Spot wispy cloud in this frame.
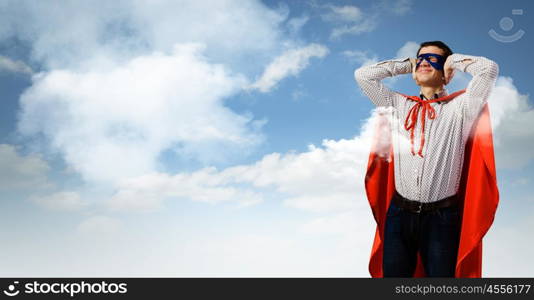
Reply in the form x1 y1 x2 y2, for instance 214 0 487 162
319 1 414 40
342 50 378 66
0 56 33 75
320 4 376 39
287 15 310 36
378 0 414 16
321 4 363 23
248 44 329 93
330 18 377 40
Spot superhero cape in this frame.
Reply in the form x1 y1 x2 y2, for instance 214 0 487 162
364 91 499 278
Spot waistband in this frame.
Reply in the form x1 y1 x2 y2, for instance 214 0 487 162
393 190 459 213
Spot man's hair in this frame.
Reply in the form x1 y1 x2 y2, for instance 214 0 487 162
416 41 453 58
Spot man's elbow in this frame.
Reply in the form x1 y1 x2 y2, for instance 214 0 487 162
354 67 367 85
485 59 499 80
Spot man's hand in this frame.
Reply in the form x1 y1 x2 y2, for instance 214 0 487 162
443 56 455 85
410 58 417 81
409 58 417 73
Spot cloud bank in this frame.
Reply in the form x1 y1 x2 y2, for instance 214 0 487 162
9 1 325 184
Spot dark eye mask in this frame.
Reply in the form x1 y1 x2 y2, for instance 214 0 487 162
416 53 446 70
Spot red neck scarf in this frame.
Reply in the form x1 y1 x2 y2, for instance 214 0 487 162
403 90 466 157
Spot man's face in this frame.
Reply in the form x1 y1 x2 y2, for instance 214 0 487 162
414 46 445 87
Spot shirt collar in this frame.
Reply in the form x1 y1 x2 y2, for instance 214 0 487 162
419 88 449 100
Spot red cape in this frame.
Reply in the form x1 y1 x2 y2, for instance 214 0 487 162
365 94 499 278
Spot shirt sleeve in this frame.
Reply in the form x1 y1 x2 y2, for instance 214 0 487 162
354 58 412 107
449 53 499 119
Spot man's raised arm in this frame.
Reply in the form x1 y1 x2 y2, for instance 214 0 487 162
354 58 413 107
444 54 499 118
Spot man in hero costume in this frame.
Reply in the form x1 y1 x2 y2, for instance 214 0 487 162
355 41 499 277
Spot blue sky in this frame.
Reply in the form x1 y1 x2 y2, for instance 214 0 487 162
1 0 533 276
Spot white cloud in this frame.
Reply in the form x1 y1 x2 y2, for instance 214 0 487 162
287 15 310 36
0 144 50 190
321 5 363 23
291 87 307 101
319 4 376 40
395 41 419 59
342 50 378 66
320 2 414 40
248 44 329 93
18 44 262 183
0 56 33 75
8 0 327 185
0 1 289 72
30 191 86 211
107 107 387 213
450 73 534 169
330 18 377 40
487 77 534 169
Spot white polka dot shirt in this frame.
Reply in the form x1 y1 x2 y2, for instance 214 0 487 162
355 54 498 202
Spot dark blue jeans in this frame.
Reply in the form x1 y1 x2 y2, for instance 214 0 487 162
382 197 461 277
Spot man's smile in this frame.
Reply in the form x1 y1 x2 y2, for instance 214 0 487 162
417 67 433 73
